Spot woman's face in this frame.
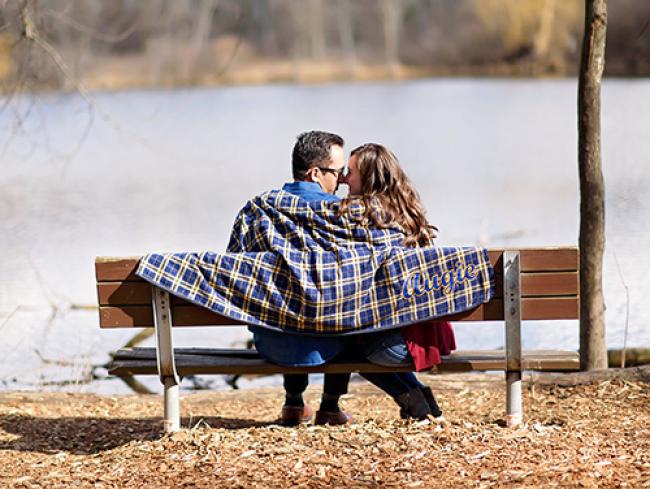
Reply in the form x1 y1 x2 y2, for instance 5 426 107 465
345 154 363 195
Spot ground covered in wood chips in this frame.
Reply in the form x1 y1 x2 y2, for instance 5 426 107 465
1 370 649 488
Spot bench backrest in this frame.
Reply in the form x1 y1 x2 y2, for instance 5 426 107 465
95 247 579 328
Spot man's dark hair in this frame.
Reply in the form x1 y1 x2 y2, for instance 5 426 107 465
292 131 344 180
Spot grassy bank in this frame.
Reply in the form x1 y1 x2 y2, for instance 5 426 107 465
1 371 648 488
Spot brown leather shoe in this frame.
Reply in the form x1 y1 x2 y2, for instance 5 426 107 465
314 410 354 426
280 404 314 426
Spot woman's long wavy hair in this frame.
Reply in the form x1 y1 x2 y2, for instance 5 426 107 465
340 143 437 247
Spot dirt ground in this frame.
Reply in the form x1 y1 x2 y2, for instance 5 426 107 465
1 369 649 488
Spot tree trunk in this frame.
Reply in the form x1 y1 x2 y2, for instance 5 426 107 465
381 0 401 78
181 0 218 83
578 0 608 371
336 0 356 77
532 0 557 60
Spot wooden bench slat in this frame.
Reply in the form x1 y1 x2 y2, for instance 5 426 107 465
95 257 141 281
96 271 579 307
108 348 579 376
95 247 578 281
97 282 151 305
113 347 261 360
488 248 578 272
115 347 577 361
520 271 579 296
98 296 578 328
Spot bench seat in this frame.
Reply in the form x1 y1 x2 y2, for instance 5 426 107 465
110 347 579 376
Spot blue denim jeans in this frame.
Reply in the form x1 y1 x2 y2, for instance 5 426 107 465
360 329 413 367
357 329 424 397
284 330 425 400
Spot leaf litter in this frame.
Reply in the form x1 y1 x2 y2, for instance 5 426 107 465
0 370 648 488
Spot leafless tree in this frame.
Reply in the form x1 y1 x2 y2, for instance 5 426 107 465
381 0 402 77
578 0 608 371
532 0 557 60
307 0 326 60
336 0 356 76
182 0 218 83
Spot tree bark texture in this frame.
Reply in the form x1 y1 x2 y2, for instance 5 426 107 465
578 0 608 370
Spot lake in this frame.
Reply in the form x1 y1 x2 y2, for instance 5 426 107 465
1 78 648 394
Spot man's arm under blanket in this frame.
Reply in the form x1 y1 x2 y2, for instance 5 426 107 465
226 205 248 253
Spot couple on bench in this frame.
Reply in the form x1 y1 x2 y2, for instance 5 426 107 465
138 131 493 427
229 131 456 426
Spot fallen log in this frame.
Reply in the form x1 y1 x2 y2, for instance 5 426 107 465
528 364 650 386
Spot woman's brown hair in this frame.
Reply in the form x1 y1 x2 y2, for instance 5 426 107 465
340 143 437 247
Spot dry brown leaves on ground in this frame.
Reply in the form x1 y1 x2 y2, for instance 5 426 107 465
0 371 649 488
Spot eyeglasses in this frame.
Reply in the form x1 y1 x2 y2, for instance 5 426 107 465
316 166 348 177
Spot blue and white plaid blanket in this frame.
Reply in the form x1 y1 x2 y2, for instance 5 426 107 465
137 189 495 335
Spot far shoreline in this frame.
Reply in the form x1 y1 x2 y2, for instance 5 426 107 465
3 61 650 97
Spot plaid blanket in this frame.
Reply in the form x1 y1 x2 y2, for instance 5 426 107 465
136 189 495 335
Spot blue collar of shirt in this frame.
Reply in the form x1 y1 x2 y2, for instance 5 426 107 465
282 181 340 203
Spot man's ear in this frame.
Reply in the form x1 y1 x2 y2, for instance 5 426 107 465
304 167 317 182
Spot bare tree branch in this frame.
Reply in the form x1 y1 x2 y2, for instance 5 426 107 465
42 8 138 43
20 1 92 104
212 3 245 79
0 305 20 331
613 252 630 369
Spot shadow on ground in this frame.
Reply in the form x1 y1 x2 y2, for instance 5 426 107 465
0 415 272 455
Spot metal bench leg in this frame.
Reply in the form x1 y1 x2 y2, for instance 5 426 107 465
504 250 523 427
506 371 522 427
153 286 181 433
163 377 180 433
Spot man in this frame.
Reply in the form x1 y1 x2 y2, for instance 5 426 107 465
245 131 353 426
242 131 435 426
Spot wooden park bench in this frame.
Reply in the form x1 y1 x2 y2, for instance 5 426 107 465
95 247 580 432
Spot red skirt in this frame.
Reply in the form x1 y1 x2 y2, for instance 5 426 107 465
403 320 456 372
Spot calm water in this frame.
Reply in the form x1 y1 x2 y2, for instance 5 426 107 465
1 79 648 394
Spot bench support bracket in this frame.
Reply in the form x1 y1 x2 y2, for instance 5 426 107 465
504 250 523 427
152 286 181 432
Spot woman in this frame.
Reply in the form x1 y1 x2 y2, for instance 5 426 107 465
341 143 457 420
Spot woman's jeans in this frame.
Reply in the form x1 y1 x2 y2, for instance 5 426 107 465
284 329 424 400
360 329 413 367
359 329 424 397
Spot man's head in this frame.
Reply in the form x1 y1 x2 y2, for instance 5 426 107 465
292 131 346 194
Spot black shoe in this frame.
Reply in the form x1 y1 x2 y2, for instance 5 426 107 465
395 387 432 420
420 386 443 418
